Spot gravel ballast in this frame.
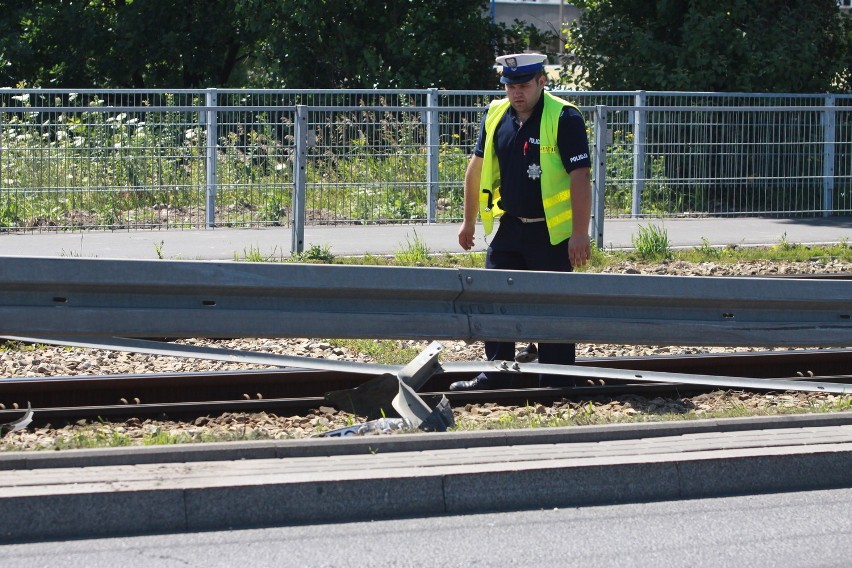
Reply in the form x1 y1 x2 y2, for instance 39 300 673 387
1 258 850 451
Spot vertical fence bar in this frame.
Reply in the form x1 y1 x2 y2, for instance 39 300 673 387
632 91 646 217
292 105 308 254
426 88 440 223
204 88 218 228
822 95 836 217
592 105 608 248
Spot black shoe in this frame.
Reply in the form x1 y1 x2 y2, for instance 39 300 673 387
515 343 538 363
449 374 506 391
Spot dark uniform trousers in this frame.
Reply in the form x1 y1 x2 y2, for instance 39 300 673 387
484 214 576 387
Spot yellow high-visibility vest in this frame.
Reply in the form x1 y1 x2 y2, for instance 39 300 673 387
480 91 578 245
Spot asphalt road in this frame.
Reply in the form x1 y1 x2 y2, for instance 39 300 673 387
1 216 850 260
2 487 850 567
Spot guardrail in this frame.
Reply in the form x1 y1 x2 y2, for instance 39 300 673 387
0 257 849 347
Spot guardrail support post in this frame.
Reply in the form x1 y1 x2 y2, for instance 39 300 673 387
292 105 308 254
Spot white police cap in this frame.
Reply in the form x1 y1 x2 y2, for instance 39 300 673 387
495 53 547 84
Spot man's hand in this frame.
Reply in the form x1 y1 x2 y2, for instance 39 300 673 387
569 232 591 268
459 156 483 252
458 221 476 251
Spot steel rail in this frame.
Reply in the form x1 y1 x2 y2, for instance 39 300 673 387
2 378 850 425
2 350 848 408
761 273 852 280
0 387 673 424
0 257 850 347
0 340 852 416
2 350 851 425
0 398 329 423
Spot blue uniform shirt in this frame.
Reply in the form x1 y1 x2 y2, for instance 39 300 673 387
473 94 591 219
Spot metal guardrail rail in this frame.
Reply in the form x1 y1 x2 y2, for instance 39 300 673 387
0 257 849 347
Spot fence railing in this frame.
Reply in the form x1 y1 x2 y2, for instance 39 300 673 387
2 89 850 251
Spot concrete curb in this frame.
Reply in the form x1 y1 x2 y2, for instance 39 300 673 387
3 410 852 470
3 412 852 543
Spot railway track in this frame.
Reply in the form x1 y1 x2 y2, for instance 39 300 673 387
1 266 849 430
1 349 850 426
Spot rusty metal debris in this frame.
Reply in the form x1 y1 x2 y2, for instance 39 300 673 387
325 342 455 434
322 418 416 437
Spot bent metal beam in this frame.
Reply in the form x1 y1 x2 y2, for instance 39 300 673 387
3 335 848 395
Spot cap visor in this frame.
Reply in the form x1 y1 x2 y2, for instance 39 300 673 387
500 72 537 85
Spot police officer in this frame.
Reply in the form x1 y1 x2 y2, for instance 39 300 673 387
450 52 592 391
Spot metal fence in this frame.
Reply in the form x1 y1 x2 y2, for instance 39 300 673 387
1 88 850 240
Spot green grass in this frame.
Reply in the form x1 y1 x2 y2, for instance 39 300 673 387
631 223 673 261
394 230 431 265
44 425 276 450
451 394 852 432
293 244 336 263
261 232 851 270
326 339 422 365
677 235 851 264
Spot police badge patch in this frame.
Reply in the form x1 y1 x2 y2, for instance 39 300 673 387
527 163 542 180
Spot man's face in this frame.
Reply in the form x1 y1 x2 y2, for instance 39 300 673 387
504 75 545 115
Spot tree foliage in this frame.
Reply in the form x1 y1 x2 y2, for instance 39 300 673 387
0 0 547 90
263 0 495 89
0 0 277 88
0 0 275 88
565 0 852 93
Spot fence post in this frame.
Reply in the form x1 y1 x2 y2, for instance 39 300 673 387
292 105 308 254
632 91 647 217
592 105 608 249
0 109 3 204
426 88 440 222
822 94 836 217
204 88 218 228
